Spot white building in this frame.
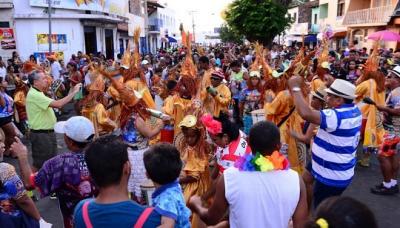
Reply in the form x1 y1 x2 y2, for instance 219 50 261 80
0 0 146 63
147 1 178 54
0 0 15 60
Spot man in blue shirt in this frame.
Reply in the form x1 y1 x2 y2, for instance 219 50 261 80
74 135 161 227
289 77 362 208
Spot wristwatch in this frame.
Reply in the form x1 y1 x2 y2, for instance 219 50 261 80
292 87 301 92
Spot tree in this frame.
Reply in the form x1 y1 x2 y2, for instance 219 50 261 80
219 24 243 44
225 0 292 47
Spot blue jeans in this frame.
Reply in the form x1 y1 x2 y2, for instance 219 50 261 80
313 180 346 209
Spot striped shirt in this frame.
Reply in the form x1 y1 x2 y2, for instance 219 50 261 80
311 104 362 188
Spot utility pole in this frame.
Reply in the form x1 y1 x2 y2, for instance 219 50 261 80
48 0 52 53
189 10 197 43
143 0 149 54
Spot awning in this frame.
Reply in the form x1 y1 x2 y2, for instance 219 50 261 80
167 36 177 43
305 34 317 43
332 31 347 38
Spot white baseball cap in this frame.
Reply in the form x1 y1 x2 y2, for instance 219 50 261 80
141 60 149 65
54 116 95 143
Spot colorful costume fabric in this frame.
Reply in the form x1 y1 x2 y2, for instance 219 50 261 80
81 103 117 135
0 163 39 227
264 90 305 173
355 79 385 148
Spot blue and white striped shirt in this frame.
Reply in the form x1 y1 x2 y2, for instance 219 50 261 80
311 104 362 188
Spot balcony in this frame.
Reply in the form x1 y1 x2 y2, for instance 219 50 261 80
343 5 395 26
0 0 13 9
148 24 160 34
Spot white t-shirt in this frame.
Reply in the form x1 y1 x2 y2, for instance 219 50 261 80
51 61 62 81
224 167 300 228
0 66 6 79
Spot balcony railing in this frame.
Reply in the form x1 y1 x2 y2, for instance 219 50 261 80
343 5 394 25
148 24 160 32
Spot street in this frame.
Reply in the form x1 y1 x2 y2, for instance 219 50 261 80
4 104 400 228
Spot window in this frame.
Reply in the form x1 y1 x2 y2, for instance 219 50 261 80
337 0 345 17
0 22 10 28
314 13 318 24
319 3 328 19
293 12 297 23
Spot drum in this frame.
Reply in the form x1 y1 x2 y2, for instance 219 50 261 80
140 180 155 206
251 109 265 124
160 125 174 143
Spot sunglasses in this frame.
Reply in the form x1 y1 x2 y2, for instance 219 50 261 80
211 77 222 81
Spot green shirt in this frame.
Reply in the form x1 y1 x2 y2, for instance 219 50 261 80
26 87 56 130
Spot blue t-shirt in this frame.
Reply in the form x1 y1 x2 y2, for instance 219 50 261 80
74 199 161 228
152 181 191 228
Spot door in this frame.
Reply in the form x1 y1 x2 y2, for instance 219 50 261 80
84 26 97 55
105 29 114 59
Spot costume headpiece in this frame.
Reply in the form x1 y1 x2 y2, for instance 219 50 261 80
363 41 379 74
22 61 40 74
121 41 131 70
180 29 197 79
200 114 222 135
88 75 105 92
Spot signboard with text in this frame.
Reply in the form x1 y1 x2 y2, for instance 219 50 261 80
0 28 16 50
37 34 67 44
30 0 127 17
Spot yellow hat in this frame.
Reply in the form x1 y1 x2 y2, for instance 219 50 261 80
179 115 197 128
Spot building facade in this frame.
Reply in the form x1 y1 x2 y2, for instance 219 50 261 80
0 0 147 62
343 0 399 50
0 0 15 60
147 1 178 54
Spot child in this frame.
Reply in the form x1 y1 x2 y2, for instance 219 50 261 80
177 115 211 228
305 196 377 228
143 143 191 228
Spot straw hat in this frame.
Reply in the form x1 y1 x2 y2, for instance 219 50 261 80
311 86 327 101
178 115 197 128
325 79 356 100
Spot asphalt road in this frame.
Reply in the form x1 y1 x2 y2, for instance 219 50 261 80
3 105 400 228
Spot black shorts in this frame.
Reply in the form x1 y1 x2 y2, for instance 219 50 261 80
0 116 13 127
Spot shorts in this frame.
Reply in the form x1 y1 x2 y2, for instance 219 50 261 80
30 132 57 169
313 180 346 209
0 116 12 127
378 134 400 157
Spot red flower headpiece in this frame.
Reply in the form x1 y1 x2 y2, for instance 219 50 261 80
200 114 222 135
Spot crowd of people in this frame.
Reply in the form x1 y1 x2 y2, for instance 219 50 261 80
0 29 397 228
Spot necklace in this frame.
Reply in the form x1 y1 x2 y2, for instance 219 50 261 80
234 151 290 172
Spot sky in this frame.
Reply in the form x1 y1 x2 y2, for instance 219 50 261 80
160 0 233 33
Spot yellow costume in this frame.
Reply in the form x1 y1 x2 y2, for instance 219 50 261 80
179 145 210 203
310 76 325 92
81 103 117 135
264 90 304 173
199 69 214 114
211 84 231 117
108 77 156 109
355 79 385 147
162 95 193 135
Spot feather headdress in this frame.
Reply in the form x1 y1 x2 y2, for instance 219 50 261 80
363 41 379 74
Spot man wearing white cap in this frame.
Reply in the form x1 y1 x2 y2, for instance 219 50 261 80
142 59 153 88
11 116 96 228
289 76 362 208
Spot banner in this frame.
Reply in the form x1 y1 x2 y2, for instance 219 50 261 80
30 0 127 17
0 28 16 50
37 34 67 44
34 51 64 63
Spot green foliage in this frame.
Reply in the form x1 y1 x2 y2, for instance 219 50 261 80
225 0 292 47
219 24 243 44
